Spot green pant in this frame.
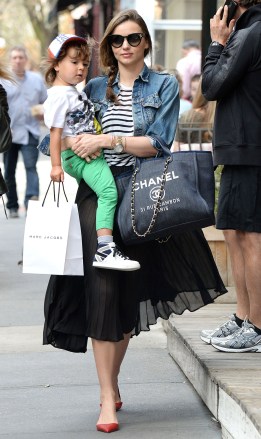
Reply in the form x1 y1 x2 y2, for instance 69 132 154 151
61 149 117 231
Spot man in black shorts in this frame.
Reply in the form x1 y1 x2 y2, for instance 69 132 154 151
200 0 261 352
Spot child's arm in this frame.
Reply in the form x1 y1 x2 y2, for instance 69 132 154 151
50 127 64 182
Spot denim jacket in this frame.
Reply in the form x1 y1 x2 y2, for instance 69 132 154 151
85 64 180 153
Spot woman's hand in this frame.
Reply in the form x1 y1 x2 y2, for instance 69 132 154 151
210 6 236 46
67 133 111 161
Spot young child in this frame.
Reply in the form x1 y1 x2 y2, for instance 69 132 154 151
43 34 140 271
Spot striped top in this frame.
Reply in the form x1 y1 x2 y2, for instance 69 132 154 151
102 83 135 167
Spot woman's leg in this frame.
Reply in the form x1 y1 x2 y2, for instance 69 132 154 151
112 333 131 402
92 334 131 424
92 339 118 425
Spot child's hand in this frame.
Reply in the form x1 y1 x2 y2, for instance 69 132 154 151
50 165 64 182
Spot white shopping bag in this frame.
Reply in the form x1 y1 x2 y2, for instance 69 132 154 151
23 200 84 275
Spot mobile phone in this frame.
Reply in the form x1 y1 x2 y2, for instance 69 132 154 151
220 0 238 26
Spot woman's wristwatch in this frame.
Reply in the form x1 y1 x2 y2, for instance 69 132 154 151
111 135 124 153
210 41 224 48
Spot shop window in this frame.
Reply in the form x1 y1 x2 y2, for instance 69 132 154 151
154 0 202 20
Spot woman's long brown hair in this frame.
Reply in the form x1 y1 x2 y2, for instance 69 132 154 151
0 62 13 81
192 77 216 126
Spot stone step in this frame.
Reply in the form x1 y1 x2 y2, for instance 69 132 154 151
163 304 261 439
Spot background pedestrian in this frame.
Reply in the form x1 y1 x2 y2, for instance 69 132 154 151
0 46 47 218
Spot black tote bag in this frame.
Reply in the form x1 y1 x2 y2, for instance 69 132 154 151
115 149 215 245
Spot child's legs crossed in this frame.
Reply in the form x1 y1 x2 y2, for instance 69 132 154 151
81 157 117 232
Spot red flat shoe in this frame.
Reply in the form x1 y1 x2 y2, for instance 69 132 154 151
100 401 123 412
96 423 119 433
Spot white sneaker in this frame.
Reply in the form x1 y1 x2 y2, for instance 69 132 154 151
200 314 240 344
211 320 261 353
93 242 140 271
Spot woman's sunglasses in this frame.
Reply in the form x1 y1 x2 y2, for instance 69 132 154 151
107 33 145 48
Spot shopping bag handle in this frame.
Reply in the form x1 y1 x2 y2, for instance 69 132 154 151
42 181 68 207
1 195 8 219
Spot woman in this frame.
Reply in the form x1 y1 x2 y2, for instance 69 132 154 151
173 76 216 151
171 68 192 115
43 10 226 433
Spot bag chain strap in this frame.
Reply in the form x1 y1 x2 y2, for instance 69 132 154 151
130 156 171 237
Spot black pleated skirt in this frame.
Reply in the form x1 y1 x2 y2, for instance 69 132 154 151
43 178 227 353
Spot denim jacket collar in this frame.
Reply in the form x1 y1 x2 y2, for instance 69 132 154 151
112 63 150 87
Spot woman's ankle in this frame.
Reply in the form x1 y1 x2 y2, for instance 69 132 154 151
98 397 118 424
100 389 116 404
112 376 121 402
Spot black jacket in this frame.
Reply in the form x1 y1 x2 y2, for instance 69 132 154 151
0 84 12 153
202 4 261 166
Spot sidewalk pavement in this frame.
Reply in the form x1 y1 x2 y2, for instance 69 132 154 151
0 155 221 438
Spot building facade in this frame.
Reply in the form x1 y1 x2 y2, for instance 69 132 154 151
57 0 224 73
120 0 224 70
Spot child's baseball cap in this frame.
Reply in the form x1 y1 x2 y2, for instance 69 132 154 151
48 34 87 59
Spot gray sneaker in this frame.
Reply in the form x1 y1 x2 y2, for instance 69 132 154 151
200 314 240 344
9 208 19 218
211 321 261 353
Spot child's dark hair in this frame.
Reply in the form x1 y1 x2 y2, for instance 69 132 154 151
45 40 91 85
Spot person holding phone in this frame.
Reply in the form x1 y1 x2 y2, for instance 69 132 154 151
220 0 239 25
201 0 261 352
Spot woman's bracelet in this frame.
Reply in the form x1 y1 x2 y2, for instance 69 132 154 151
123 136 127 152
110 135 114 149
